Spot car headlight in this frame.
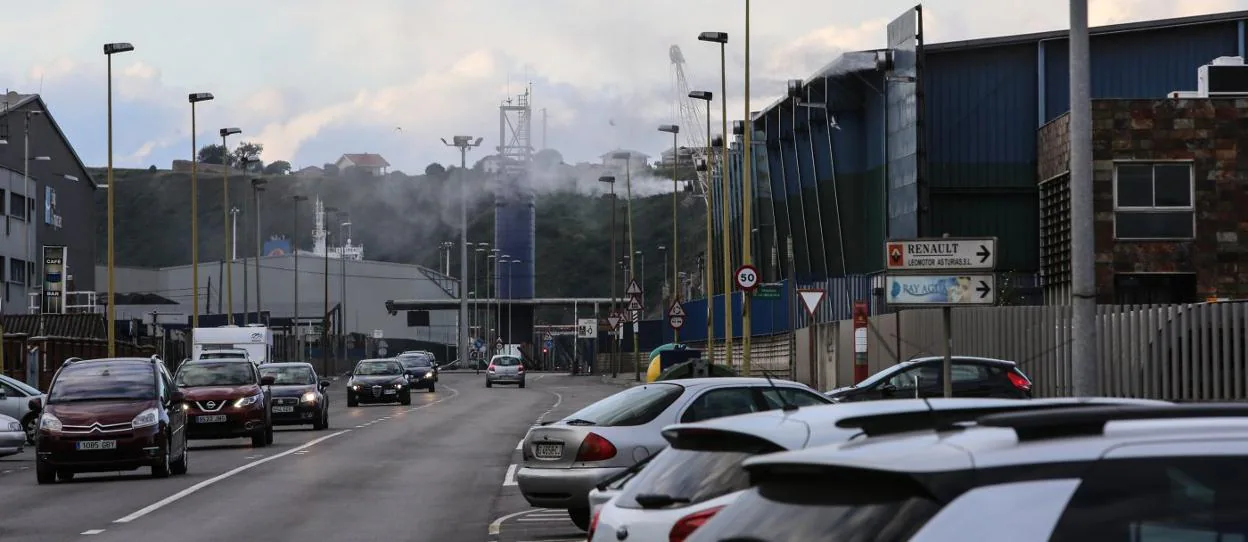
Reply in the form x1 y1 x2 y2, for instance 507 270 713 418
394 381 404 389
132 407 160 428
422 372 433 379
7 421 20 432
39 413 62 432
301 392 318 403
351 384 360 391
234 393 262 408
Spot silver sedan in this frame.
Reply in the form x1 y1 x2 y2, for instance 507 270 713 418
0 374 44 443
516 377 831 531
0 413 25 457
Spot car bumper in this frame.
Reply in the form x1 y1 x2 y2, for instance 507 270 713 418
517 466 625 510
35 425 163 472
488 374 525 384
271 403 322 425
408 377 436 388
349 388 407 402
0 431 25 456
186 408 267 438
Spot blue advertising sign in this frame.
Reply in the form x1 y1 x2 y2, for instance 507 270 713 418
885 274 996 305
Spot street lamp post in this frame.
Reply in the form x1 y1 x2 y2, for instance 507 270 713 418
440 136 484 370
598 176 618 378
507 259 520 344
322 205 338 375
251 178 268 324
475 243 486 344
609 152 640 380
658 124 681 342
741 0 755 374
339 215 349 362
23 114 48 316
699 30 733 367
219 127 241 324
188 92 214 332
291 195 308 360
104 41 134 357
689 90 715 359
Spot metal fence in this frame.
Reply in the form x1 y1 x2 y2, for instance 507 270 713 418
818 301 1248 400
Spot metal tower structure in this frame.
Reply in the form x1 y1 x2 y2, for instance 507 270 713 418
669 45 711 200
494 86 536 344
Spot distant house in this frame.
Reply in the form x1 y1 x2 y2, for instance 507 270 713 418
335 153 390 176
600 149 649 172
294 165 324 178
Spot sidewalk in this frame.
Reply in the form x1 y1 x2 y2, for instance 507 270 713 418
600 373 643 388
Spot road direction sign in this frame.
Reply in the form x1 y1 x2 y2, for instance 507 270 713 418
626 279 643 296
885 274 996 305
608 315 622 329
669 315 685 330
735 264 761 291
669 301 686 318
543 340 553 350
797 289 826 317
627 296 643 311
885 238 996 271
576 318 597 338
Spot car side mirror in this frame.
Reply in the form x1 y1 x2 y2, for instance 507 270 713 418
261 375 276 386
319 379 331 389
169 390 187 404
28 397 42 413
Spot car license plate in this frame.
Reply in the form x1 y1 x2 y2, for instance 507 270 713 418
76 440 117 451
272 406 294 413
383 389 396 395
535 443 563 458
197 415 227 423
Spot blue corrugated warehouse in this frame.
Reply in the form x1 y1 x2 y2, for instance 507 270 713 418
675 7 1248 345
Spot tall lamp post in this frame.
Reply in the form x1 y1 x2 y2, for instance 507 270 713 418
598 176 618 378
219 127 241 323
440 136 483 367
689 90 715 359
741 0 755 374
658 124 681 343
338 214 350 361
506 258 520 344
291 194 308 360
251 178 267 324
104 41 134 357
188 92 214 331
322 205 338 375
475 243 487 343
698 30 733 367
608 152 640 379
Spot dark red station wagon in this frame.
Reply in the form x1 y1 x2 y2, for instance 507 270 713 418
31 356 189 484
175 359 275 447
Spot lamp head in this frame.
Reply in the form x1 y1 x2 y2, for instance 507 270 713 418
220 127 241 137
104 43 135 55
189 93 214 103
658 124 679 134
697 32 728 44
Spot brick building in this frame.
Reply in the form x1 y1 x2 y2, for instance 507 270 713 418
1038 98 1246 304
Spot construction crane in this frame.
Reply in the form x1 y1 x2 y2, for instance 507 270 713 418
669 45 712 207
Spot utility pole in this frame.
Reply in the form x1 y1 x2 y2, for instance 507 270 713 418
441 136 484 367
1069 0 1098 396
741 0 754 375
292 195 308 361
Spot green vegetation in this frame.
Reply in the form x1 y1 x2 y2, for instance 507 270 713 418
91 166 708 309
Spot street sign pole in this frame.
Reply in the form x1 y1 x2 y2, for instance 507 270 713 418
884 236 999 398
627 280 644 382
797 289 825 388
735 265 760 374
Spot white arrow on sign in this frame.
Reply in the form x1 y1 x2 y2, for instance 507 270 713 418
626 279 643 296
798 289 826 317
627 297 643 311
669 301 686 317
669 315 685 329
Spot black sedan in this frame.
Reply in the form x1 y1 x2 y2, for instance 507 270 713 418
259 362 330 430
825 355 1033 402
346 359 412 407
396 353 438 392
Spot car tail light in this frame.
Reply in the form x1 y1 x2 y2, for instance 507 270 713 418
487 364 496 373
1007 370 1031 391
587 507 601 540
669 505 725 542
517 364 525 373
575 432 617 462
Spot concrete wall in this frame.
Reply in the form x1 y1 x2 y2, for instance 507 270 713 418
97 255 458 341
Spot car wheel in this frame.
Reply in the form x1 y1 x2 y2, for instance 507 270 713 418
56 470 75 482
428 383 436 393
22 413 36 444
568 508 591 531
171 439 188 475
35 461 55 484
313 408 328 430
399 391 412 406
151 439 172 478
251 427 269 447
347 394 358 407
485 380 493 388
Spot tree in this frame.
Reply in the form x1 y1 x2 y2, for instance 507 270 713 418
198 144 229 165
232 141 264 171
148 165 157 172
323 163 340 177
263 160 292 175
425 163 446 177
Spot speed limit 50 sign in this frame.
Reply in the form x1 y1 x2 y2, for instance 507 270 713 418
735 264 760 291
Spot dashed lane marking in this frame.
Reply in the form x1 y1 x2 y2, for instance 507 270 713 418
80 530 105 535
503 464 518 486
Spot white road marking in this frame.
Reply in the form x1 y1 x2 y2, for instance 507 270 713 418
517 518 568 523
503 464 518 486
355 425 365 428
535 391 564 424
515 439 523 451
80 529 106 535
113 385 460 525
488 509 537 535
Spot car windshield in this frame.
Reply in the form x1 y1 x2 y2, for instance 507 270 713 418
0 374 40 396
355 361 402 375
259 366 316 385
399 356 432 368
616 448 759 509
201 351 247 359
562 383 684 427
47 362 157 403
493 356 521 366
855 362 914 389
175 362 257 387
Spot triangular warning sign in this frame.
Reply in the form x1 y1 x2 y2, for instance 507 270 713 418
627 297 643 311
626 280 643 296
798 290 826 316
669 301 686 317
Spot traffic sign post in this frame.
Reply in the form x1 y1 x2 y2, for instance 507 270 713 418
884 236 999 398
626 280 643 297
735 264 761 291
668 301 686 332
797 289 826 388
627 297 643 312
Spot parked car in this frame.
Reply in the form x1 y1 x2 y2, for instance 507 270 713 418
590 396 1172 542
31 356 189 483
686 401 1242 542
346 359 411 406
396 353 438 392
517 377 831 531
825 356 1032 402
0 373 45 443
259 362 330 430
175 358 275 447
0 413 25 457
485 355 525 388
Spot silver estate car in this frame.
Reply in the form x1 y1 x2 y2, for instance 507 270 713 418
516 377 831 531
0 374 45 443
485 355 525 388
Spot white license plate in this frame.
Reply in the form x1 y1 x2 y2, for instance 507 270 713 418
76 440 117 451
535 443 563 458
197 415 227 423
273 406 295 413
383 389 396 395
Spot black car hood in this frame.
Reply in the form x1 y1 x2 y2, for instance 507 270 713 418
405 367 434 375
270 384 316 398
350 375 405 385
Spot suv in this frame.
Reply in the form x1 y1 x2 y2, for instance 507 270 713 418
30 356 189 484
688 402 1247 542
175 358 275 447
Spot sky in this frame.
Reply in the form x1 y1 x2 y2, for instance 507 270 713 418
3 0 1244 173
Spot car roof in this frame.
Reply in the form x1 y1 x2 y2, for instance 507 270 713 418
357 358 398 363
661 377 811 389
262 362 314 368
183 357 251 365
741 402 1247 476
904 355 1018 366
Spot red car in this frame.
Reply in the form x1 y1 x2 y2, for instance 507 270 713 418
174 359 275 447
31 356 189 484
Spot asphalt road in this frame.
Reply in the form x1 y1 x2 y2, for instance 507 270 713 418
0 372 626 542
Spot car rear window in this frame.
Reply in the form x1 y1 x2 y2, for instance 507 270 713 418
615 448 757 510
563 383 683 427
688 474 941 542
399 356 432 367
259 366 316 385
493 356 521 366
48 362 157 403
1050 456 1248 540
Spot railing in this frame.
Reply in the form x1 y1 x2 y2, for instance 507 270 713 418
27 291 103 315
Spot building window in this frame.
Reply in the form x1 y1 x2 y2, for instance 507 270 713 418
8 193 26 222
9 257 25 286
1114 273 1197 305
1113 162 1194 240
